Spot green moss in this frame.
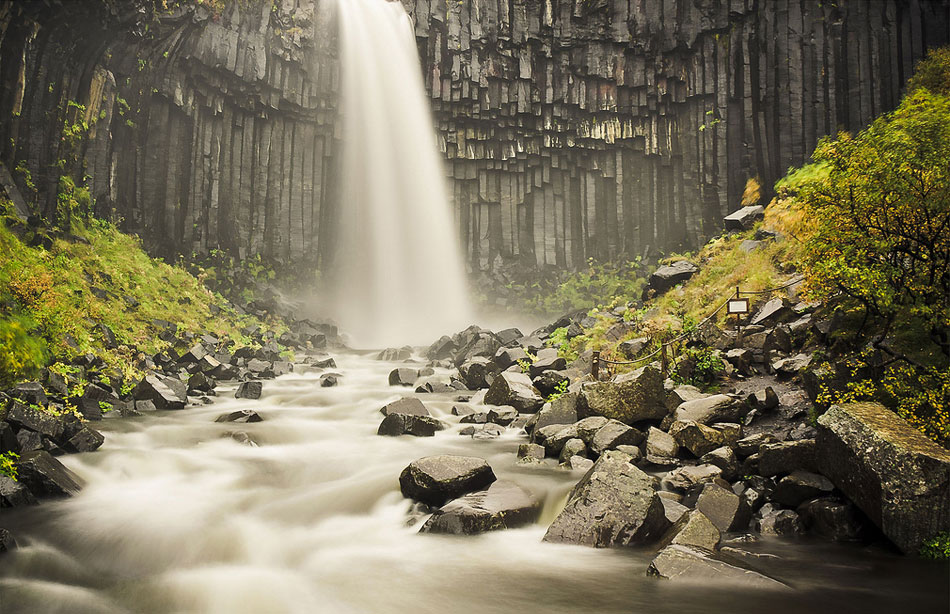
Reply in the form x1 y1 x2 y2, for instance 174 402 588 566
0 203 275 385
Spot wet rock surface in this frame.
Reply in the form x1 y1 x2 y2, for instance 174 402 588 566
544 451 667 547
399 456 497 507
420 481 541 535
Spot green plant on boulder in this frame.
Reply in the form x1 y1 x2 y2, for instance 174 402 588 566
919 532 950 560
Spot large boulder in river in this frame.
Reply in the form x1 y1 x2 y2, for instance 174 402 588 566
399 456 496 507
388 368 419 387
578 366 666 424
484 372 544 413
647 545 788 589
132 373 187 409
543 451 668 547
377 413 445 437
458 357 500 390
380 397 429 417
420 480 541 534
816 402 950 554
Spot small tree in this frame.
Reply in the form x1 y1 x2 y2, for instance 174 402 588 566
797 89 950 359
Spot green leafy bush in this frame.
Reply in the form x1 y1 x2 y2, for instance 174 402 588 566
920 532 950 560
671 346 724 388
0 452 19 481
0 316 47 387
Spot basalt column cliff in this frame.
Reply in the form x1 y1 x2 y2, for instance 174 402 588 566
1 0 948 272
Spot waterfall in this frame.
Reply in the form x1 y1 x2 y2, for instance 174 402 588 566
329 0 473 349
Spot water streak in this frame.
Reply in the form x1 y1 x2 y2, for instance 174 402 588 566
329 0 472 348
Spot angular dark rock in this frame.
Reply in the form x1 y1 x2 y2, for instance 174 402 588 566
377 413 445 437
517 443 545 462
421 480 541 534
559 438 587 463
458 357 500 390
532 370 569 397
723 205 765 230
755 505 803 536
487 406 518 426
0 475 37 507
816 402 950 554
484 372 543 413
133 373 188 409
645 427 679 465
758 439 817 477
493 346 528 370
663 465 724 492
649 261 700 293
399 456 496 507
683 482 752 533
543 451 667 547
10 381 48 406
320 373 341 387
5 401 65 440
380 397 429 417
531 394 579 433
15 450 83 498
771 471 834 507
578 366 666 424
235 381 263 400
673 394 741 425
66 427 105 453
388 368 419 387
798 497 865 542
699 447 740 482
215 410 264 423
590 420 643 455
647 544 787 589
656 509 721 551
187 372 215 393
669 420 724 457
0 528 16 552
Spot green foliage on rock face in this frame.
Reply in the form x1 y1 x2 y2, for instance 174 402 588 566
919 531 950 560
795 89 950 358
0 201 272 386
672 346 724 389
499 259 647 317
785 46 950 446
0 452 18 481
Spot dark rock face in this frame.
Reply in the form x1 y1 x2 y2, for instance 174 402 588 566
399 456 496 507
647 545 788 589
388 368 419 387
215 410 264 424
649 261 700 294
235 381 263 400
377 413 445 437
578 366 666 424
543 451 667 547
133 374 188 409
816 402 950 554
380 397 429 417
420 480 541 534
484 372 543 413
0 528 16 552
15 450 84 498
3 1 945 273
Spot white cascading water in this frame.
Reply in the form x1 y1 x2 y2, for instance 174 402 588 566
329 0 472 348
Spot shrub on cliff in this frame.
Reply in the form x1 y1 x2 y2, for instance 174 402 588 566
793 47 950 445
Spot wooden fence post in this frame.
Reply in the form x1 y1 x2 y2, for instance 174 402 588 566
592 351 600 380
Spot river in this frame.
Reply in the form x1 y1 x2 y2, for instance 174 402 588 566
1 352 947 613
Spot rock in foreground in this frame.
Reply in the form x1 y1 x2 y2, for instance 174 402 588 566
816 402 950 554
647 544 788 589
543 451 667 547
399 456 496 507
420 480 541 534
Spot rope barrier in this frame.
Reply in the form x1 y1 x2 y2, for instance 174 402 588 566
590 275 804 379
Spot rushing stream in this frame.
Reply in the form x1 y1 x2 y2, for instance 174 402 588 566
1 352 947 614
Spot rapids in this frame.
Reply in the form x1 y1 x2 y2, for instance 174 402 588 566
0 352 946 614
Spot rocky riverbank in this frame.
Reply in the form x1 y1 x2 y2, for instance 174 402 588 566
372 304 950 584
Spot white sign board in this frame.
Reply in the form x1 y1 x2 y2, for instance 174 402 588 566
727 299 750 315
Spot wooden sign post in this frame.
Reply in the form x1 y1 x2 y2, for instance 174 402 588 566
727 286 750 345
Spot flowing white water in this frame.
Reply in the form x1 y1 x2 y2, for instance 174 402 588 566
329 0 473 348
0 353 946 613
